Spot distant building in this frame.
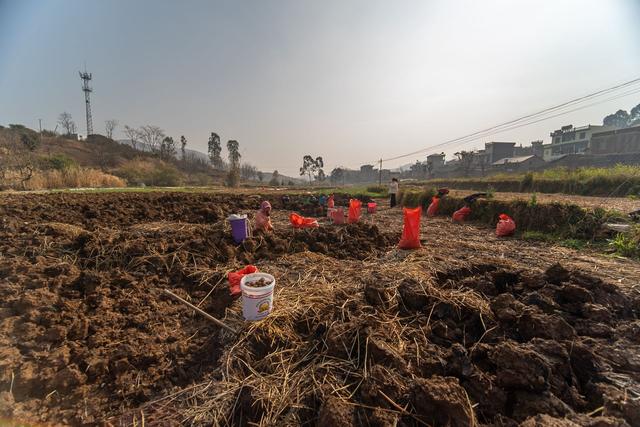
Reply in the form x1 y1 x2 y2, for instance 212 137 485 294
492 155 545 172
590 125 640 155
484 142 516 164
548 124 611 158
426 153 445 176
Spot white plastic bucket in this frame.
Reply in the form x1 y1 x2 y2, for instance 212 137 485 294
240 273 276 321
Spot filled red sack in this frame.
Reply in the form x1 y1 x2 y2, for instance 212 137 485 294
289 213 319 229
347 199 362 223
228 265 258 296
327 195 335 209
426 196 440 217
332 207 345 224
398 207 422 249
452 206 471 223
496 213 516 237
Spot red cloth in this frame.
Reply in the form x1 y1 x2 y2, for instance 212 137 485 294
426 196 440 217
496 214 516 237
452 206 471 222
399 207 422 249
289 213 319 228
228 265 258 296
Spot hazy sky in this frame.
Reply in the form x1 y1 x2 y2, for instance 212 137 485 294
1 0 640 176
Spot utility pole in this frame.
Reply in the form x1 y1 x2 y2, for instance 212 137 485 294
38 119 42 133
79 68 93 136
378 158 383 185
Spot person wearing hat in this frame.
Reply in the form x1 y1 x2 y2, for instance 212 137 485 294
255 201 273 232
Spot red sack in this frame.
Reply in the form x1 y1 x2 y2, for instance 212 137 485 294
327 195 335 209
331 207 345 224
228 265 258 296
426 196 440 217
496 214 516 237
289 213 319 229
399 207 422 249
347 199 362 223
452 206 471 223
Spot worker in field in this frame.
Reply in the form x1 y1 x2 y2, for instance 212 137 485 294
389 178 399 208
426 188 450 217
255 201 273 232
452 192 487 223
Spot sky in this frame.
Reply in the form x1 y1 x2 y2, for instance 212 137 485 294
1 0 640 176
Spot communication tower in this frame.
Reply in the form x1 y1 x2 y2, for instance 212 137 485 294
79 69 93 135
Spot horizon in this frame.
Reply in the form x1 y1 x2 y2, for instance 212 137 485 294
1 0 640 176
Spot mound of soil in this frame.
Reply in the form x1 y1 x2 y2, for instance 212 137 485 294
1 192 638 426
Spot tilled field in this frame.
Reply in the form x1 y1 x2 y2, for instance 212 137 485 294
1 191 639 426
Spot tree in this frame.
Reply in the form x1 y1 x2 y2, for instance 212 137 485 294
160 136 177 160
603 109 630 128
139 125 165 154
454 151 475 177
180 135 187 161
269 170 280 186
257 171 264 182
58 112 75 135
105 119 118 139
240 163 258 180
124 125 141 150
225 140 241 187
330 167 345 185
21 132 39 151
630 103 640 127
299 155 324 183
317 169 326 182
207 132 223 169
227 140 241 169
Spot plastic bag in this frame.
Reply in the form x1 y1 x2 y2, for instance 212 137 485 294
452 206 471 223
426 196 440 217
332 207 345 224
289 213 319 229
348 199 362 223
399 207 422 249
496 214 516 237
228 265 258 296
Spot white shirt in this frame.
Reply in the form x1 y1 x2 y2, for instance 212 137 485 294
389 182 399 194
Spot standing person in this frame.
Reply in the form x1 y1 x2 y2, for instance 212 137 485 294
389 178 399 208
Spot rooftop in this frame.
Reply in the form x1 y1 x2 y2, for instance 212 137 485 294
492 155 538 165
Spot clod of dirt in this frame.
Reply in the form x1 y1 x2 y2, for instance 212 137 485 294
397 278 428 311
511 390 574 422
359 364 406 408
517 307 576 341
545 263 571 285
411 376 475 427
317 396 355 427
491 293 525 322
363 281 395 310
491 341 550 392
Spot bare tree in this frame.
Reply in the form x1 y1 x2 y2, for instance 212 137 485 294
123 125 141 150
58 112 75 135
139 125 165 154
180 135 187 161
240 163 258 180
105 119 118 139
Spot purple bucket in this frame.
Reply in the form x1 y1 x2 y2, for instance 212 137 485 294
228 214 249 244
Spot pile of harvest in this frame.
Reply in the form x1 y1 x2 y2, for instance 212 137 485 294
0 192 638 426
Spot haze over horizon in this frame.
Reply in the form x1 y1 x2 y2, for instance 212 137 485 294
1 0 640 176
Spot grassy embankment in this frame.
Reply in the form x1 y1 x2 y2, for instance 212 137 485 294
424 165 640 197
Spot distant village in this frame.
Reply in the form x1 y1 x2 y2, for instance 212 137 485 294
332 121 640 183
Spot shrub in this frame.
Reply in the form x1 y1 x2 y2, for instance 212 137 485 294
366 185 386 194
22 168 126 190
39 154 77 171
609 226 640 258
114 158 183 187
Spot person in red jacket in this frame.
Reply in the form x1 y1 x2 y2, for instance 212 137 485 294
452 192 486 223
426 188 450 217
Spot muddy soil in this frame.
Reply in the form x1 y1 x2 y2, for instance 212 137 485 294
1 191 639 426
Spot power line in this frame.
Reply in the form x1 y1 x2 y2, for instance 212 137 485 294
379 76 640 163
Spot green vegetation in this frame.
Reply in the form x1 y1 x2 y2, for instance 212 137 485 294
522 231 590 251
366 185 387 195
608 226 640 258
39 154 77 171
425 165 640 197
